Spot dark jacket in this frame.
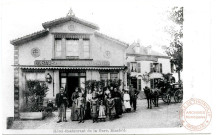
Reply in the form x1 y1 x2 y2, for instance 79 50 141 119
55 93 68 107
129 87 140 100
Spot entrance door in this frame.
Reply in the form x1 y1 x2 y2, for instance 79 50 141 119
131 77 137 89
67 77 79 107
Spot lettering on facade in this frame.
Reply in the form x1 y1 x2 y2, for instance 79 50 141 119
34 60 110 66
135 56 158 62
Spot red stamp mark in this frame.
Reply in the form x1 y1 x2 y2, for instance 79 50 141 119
180 98 212 131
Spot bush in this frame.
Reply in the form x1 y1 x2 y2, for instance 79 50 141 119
23 80 48 112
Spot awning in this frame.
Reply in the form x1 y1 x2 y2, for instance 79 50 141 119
15 66 126 70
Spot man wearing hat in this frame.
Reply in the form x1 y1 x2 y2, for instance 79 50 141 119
129 85 140 111
55 87 68 123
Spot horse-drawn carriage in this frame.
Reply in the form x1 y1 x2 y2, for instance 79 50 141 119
159 82 183 104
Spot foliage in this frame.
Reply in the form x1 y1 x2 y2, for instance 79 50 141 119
85 79 122 90
23 80 49 112
164 7 183 72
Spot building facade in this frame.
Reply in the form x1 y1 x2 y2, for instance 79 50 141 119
126 42 171 98
11 13 128 118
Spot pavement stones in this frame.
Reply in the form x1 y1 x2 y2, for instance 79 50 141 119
10 100 182 129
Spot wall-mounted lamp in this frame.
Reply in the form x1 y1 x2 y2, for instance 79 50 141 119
45 73 52 83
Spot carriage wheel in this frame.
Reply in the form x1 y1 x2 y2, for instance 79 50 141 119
174 89 183 103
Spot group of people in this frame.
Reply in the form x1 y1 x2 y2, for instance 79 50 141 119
55 85 140 123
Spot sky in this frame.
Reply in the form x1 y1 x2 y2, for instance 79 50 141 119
1 0 182 54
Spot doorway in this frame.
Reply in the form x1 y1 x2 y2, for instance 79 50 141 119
67 77 79 107
60 72 86 107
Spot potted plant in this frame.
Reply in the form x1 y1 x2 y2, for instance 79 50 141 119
20 80 49 120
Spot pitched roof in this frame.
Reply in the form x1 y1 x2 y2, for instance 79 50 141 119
95 32 129 47
10 30 49 45
42 16 99 30
126 42 169 58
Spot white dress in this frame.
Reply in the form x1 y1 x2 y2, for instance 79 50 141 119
123 93 131 109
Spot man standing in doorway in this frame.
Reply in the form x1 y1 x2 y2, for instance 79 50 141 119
56 87 68 123
129 85 140 112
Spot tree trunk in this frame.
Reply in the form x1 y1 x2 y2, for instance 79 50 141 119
178 71 181 82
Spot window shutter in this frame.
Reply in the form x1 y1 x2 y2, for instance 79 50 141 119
127 62 130 73
150 63 153 72
160 63 163 73
137 63 141 73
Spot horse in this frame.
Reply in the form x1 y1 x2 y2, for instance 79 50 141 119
144 87 153 109
144 87 160 109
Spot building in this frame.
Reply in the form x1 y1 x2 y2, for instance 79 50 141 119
11 10 128 118
126 42 171 98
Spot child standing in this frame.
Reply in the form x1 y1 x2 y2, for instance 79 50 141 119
75 92 85 123
106 94 116 120
98 101 106 122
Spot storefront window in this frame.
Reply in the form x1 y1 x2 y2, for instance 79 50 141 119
61 78 66 89
25 72 45 81
100 73 108 80
110 73 118 80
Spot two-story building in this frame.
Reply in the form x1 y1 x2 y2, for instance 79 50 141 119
126 42 171 98
11 11 128 118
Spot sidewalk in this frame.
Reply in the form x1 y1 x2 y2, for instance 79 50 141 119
10 99 182 129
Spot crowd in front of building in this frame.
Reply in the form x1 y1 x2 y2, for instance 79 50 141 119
55 85 139 123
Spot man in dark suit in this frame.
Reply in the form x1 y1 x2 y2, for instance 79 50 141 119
55 87 68 123
129 85 140 111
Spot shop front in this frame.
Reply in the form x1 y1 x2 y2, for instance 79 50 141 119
11 12 128 118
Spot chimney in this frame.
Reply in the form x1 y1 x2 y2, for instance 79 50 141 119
134 40 140 54
146 45 152 55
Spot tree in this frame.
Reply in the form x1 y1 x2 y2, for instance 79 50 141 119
164 7 183 82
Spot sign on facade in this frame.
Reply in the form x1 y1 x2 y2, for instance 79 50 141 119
34 60 110 66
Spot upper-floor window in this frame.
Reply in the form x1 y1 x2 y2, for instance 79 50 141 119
150 63 162 73
130 62 137 72
55 38 62 58
54 37 90 59
83 38 90 59
66 38 79 58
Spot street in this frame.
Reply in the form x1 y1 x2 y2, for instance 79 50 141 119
10 99 182 129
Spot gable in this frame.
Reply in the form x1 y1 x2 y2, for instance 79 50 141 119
42 16 99 30
49 20 96 34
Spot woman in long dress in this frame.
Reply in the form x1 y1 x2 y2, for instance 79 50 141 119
71 87 79 121
113 87 123 117
91 92 99 123
85 88 92 120
123 89 131 112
